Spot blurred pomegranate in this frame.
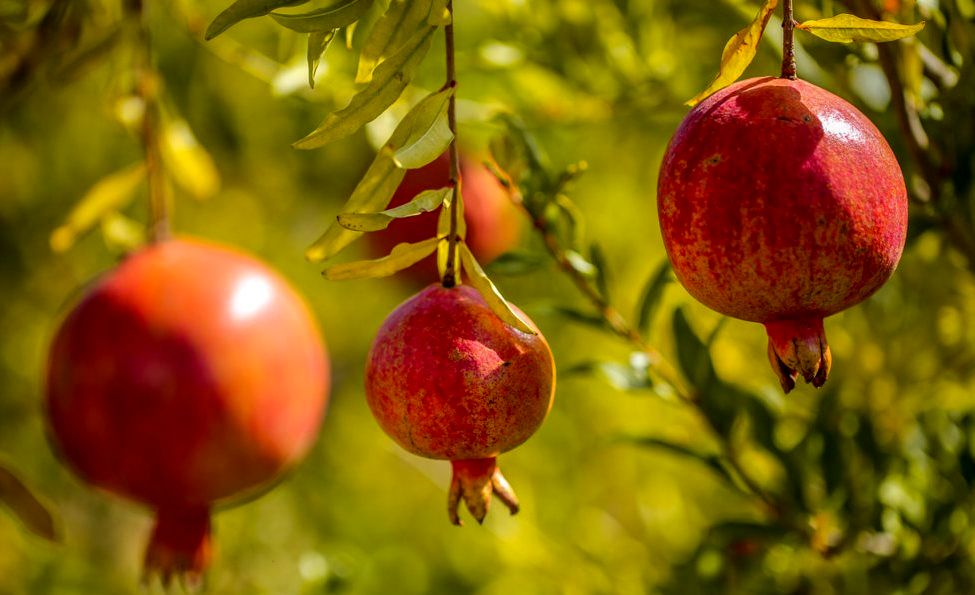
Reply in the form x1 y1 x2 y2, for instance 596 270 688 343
46 238 329 585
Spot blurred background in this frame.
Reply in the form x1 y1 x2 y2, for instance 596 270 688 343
1 0 975 593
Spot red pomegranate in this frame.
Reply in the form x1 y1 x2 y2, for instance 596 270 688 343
657 77 908 392
369 153 521 282
365 284 555 524
45 238 329 584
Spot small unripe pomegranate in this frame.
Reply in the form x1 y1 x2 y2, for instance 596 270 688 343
369 153 521 282
45 238 329 584
658 77 908 392
365 284 554 524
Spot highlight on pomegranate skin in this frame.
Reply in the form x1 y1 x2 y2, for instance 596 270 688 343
45 238 330 587
365 284 555 525
657 76 908 393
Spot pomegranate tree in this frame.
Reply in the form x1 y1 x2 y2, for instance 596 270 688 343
368 153 521 282
45 238 329 584
658 76 908 392
365 284 555 524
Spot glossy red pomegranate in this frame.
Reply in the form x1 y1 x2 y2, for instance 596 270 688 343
658 77 908 392
369 153 521 282
45 238 329 584
365 284 554 524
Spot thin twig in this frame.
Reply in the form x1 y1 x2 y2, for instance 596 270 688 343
781 0 797 79
441 0 461 288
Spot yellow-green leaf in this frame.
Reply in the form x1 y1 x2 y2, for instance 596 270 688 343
293 25 435 149
337 186 450 231
160 116 220 201
797 14 925 43
427 0 450 25
323 237 439 280
304 86 454 261
355 0 432 83
50 163 146 253
459 243 536 335
686 0 779 107
100 212 146 253
270 0 373 33
205 0 309 40
393 95 453 168
307 29 336 88
0 464 59 542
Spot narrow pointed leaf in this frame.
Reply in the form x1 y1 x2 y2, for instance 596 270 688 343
459 243 536 335
636 262 673 333
619 436 731 482
797 14 925 43
304 87 454 261
0 465 59 542
159 117 220 201
205 0 309 39
393 95 453 168
50 163 146 253
427 0 450 25
307 29 336 88
686 0 779 106
355 0 432 83
323 237 439 280
293 25 435 149
270 0 374 33
338 186 450 231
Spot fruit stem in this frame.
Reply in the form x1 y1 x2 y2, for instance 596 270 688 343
781 0 797 80
441 0 461 289
131 0 170 244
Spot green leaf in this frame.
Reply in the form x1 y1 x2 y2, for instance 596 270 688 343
293 25 435 149
50 163 146 253
686 0 779 106
567 360 651 391
270 0 374 33
307 29 336 88
159 115 220 201
797 14 925 43
672 307 716 390
459 243 536 335
392 98 453 168
547 305 608 331
427 0 450 25
337 186 449 231
206 0 309 40
100 212 146 253
355 0 433 83
323 237 438 280
0 464 58 542
485 250 547 276
636 262 673 334
304 87 451 261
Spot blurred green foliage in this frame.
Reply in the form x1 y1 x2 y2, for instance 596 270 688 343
1 0 975 593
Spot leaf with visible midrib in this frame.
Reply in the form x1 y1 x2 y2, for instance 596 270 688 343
337 186 450 231
355 0 433 83
686 0 778 107
307 29 336 88
323 237 439 280
293 25 435 149
797 13 925 43
305 86 454 262
205 0 309 40
460 243 536 335
270 0 374 33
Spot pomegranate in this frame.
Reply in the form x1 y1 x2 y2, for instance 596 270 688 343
657 77 908 392
365 284 554 524
369 153 521 282
45 238 329 584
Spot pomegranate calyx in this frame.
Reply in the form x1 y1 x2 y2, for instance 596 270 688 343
764 318 832 394
448 458 519 526
143 506 212 590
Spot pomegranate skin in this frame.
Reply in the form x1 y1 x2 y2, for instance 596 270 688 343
365 284 554 523
658 77 908 391
369 153 521 283
45 238 329 580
